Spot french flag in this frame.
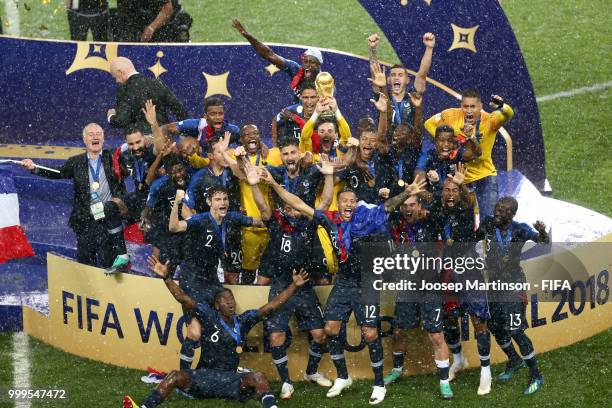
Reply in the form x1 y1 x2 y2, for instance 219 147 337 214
0 165 35 263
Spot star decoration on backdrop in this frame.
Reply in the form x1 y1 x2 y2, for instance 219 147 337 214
399 0 432 5
148 51 168 78
448 24 479 53
265 64 281 76
202 71 231 98
65 42 119 75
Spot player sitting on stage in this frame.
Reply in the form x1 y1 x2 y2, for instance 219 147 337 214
475 196 548 395
123 257 310 408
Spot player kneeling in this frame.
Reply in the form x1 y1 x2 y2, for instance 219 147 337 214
123 256 310 408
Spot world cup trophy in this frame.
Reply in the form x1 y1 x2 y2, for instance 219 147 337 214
315 71 335 117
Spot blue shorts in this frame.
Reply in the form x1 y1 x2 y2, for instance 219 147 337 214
459 289 490 321
324 285 380 327
394 293 443 333
265 285 324 332
187 369 250 402
489 300 528 336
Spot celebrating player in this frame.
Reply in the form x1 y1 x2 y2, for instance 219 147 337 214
123 257 310 408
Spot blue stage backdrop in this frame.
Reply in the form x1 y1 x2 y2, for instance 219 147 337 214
0 0 545 187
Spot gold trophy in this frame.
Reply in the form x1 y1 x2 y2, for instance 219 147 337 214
315 71 335 117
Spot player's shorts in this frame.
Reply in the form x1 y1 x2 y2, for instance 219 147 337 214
459 288 490 321
488 300 528 336
265 285 324 332
394 292 444 333
324 285 380 327
241 227 269 271
187 369 251 402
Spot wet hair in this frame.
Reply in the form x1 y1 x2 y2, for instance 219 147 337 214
162 154 183 172
389 64 408 73
207 185 229 200
278 137 299 150
462 89 481 101
336 187 357 200
435 125 455 139
316 117 339 133
497 196 518 214
124 124 144 137
206 133 225 154
204 96 224 113
214 287 233 304
298 80 317 93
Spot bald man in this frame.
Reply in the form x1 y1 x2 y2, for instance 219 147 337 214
107 57 188 134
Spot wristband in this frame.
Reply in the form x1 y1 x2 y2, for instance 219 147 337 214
163 274 172 281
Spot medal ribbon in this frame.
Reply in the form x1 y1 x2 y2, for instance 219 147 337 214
396 158 404 181
495 225 513 258
443 222 452 241
367 160 377 181
133 157 145 184
217 314 241 346
88 156 102 184
208 213 227 252
333 215 352 261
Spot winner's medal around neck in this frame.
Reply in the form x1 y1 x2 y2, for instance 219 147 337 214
91 181 100 190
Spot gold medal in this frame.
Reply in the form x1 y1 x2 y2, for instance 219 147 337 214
446 238 454 246
235 345 243 354
398 179 405 187
502 255 510 262
91 181 100 190
367 179 375 187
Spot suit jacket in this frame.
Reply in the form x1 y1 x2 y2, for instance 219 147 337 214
35 150 126 233
110 73 188 133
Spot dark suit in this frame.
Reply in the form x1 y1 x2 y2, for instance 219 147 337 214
110 73 188 133
35 150 127 267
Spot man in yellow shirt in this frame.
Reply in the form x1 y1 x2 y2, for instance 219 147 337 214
424 90 514 217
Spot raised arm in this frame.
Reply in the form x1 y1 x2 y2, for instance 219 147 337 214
232 19 286 68
169 189 188 232
533 221 549 243
414 33 436 94
147 255 197 311
315 156 335 211
257 269 309 318
489 95 515 130
21 157 74 180
384 175 428 213
370 92 389 154
245 162 271 221
141 1 174 42
262 168 315 219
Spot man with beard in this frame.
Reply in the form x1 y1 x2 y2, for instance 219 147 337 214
226 125 281 283
265 177 427 404
416 125 481 192
383 192 453 399
299 97 351 156
232 19 323 103
168 185 265 372
160 96 241 153
21 123 128 272
368 32 435 127
475 197 548 395
434 168 493 396
248 159 334 399
424 90 514 218
182 134 242 284
141 155 189 275
271 81 319 148
338 93 397 205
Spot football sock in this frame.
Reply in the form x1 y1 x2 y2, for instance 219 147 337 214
367 337 384 387
392 351 405 371
328 334 348 379
142 389 163 408
271 345 291 384
513 331 540 378
306 340 325 375
435 359 450 383
179 338 197 370
475 331 491 368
